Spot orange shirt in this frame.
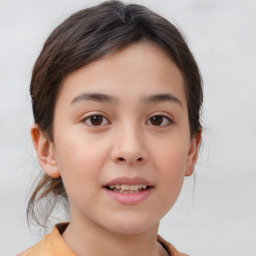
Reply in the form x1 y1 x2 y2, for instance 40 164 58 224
18 223 188 256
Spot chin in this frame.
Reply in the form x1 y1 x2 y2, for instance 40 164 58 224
103 214 159 235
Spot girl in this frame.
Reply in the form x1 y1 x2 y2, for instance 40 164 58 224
19 1 202 255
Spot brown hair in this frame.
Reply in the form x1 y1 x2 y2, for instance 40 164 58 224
28 0 203 227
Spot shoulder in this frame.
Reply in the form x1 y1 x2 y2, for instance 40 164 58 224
17 223 75 256
157 234 190 256
17 238 49 256
17 231 57 256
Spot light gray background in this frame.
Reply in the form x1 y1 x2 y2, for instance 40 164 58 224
0 0 256 255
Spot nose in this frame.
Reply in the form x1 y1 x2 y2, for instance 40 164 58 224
110 125 148 166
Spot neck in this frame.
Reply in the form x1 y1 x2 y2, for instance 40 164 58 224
62 216 165 256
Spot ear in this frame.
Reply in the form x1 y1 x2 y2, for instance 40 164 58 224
30 124 60 178
185 132 201 176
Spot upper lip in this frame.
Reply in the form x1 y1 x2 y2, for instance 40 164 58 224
104 177 154 187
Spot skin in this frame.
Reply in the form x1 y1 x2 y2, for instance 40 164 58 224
31 42 200 256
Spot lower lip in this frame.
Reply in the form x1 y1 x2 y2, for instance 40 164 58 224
103 187 153 205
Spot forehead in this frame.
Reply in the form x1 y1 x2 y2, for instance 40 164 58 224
57 41 186 107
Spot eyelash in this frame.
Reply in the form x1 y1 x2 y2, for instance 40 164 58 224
82 114 110 127
146 115 173 127
81 114 173 127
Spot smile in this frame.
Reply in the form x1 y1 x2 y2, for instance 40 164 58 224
105 184 150 193
103 177 154 204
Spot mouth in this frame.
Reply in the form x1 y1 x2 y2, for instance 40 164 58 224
104 184 153 194
103 177 154 204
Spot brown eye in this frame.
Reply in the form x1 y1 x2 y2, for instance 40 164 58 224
147 115 172 126
150 116 163 126
90 115 103 125
84 115 109 126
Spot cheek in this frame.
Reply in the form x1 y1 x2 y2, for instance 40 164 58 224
55 127 109 171
151 133 189 174
54 133 110 199
156 149 186 195
150 137 189 205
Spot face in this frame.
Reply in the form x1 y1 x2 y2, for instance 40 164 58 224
35 42 200 235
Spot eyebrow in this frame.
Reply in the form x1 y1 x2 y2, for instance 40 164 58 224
71 92 182 108
141 93 183 108
71 93 119 105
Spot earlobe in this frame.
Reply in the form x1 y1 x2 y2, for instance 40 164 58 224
30 124 60 178
185 132 201 176
185 164 194 176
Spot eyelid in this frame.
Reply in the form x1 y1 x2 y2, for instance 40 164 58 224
146 113 174 126
81 112 111 127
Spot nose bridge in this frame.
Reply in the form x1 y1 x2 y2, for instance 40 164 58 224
111 120 148 165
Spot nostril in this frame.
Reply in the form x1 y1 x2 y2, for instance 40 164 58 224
115 156 145 164
117 157 125 162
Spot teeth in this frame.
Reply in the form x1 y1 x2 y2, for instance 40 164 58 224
116 189 140 194
121 184 129 190
130 185 139 190
108 184 148 191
